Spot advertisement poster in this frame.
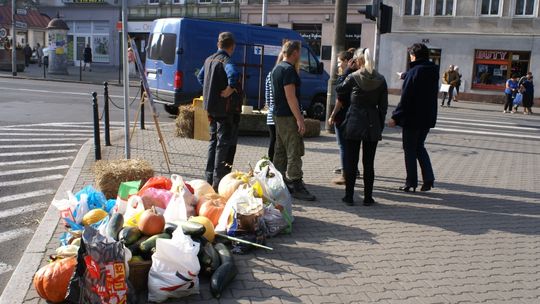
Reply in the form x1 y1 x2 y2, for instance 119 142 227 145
93 35 109 63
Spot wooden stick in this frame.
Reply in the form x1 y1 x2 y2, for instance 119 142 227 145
215 233 273 251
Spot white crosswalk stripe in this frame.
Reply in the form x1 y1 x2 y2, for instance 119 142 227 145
0 228 34 243
0 157 74 167
0 203 47 219
0 262 14 275
0 149 78 157
0 189 56 204
0 165 69 177
0 174 64 187
0 143 78 149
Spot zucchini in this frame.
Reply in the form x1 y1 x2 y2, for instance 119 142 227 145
106 213 124 241
127 235 149 256
200 242 221 274
164 222 178 235
139 233 171 254
214 243 233 265
119 226 142 246
210 262 238 298
181 221 206 237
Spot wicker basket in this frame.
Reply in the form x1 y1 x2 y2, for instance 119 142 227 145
128 260 152 291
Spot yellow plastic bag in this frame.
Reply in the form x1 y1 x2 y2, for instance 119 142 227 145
124 210 144 227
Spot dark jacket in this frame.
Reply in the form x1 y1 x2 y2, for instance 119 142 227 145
392 59 439 129
198 50 241 118
334 67 355 126
336 68 388 142
83 47 92 63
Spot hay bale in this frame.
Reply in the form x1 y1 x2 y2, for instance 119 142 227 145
93 159 154 199
175 105 194 138
304 119 321 138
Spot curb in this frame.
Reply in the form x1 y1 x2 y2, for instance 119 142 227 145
0 73 140 87
0 139 92 304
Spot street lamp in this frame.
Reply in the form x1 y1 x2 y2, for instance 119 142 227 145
12 0 16 76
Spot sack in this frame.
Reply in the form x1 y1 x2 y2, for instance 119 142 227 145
147 229 200 302
66 227 136 304
513 93 523 106
439 84 451 93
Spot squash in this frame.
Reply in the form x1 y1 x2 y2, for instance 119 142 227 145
119 226 142 246
189 216 215 242
33 256 77 303
139 233 171 254
187 179 215 199
106 213 124 241
198 242 221 275
214 243 233 265
81 209 108 226
196 193 226 226
218 171 248 200
210 262 238 299
180 221 206 237
138 206 165 236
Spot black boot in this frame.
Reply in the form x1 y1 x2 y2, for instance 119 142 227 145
291 180 316 201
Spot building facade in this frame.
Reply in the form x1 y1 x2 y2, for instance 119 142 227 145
379 0 540 99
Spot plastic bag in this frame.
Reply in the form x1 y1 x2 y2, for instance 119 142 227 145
148 229 200 302
75 186 107 211
254 159 294 222
170 174 197 217
263 203 288 237
52 190 79 226
164 192 187 223
114 181 141 214
65 227 136 304
218 186 264 236
123 196 144 223
138 176 172 194
140 188 173 210
73 194 89 225
514 93 523 106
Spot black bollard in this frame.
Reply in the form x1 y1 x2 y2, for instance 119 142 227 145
79 59 82 81
140 81 145 130
103 82 111 146
43 63 46 79
92 92 101 160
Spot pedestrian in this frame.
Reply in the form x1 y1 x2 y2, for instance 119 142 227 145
23 44 32 67
271 40 316 201
335 48 388 206
441 64 459 107
503 74 519 113
83 44 92 71
128 47 136 77
453 66 462 102
520 72 534 115
265 52 284 162
328 49 356 185
388 43 438 193
36 43 43 67
197 32 241 191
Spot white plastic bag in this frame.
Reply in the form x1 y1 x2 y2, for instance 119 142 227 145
170 174 197 217
216 185 263 235
254 159 293 222
52 190 79 225
148 229 201 302
123 196 144 222
74 193 89 224
164 192 187 223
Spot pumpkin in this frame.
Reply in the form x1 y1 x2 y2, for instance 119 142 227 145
138 206 165 236
81 209 108 226
196 193 227 226
33 256 77 303
187 179 215 199
189 216 216 242
218 171 249 200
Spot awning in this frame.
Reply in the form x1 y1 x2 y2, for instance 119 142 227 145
0 6 51 30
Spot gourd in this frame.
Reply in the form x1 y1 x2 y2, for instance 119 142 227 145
196 193 226 226
81 209 108 226
138 207 165 236
187 179 215 199
218 171 249 200
33 256 77 303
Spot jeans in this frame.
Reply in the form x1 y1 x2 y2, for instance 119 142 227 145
274 116 305 181
268 124 276 162
344 139 378 201
402 128 435 187
205 114 240 190
335 123 346 171
504 93 514 112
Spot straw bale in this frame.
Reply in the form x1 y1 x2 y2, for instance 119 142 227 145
175 105 194 138
93 159 154 199
304 119 321 138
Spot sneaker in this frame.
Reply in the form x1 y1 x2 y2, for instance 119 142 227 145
503 110 507 113
331 176 345 185
333 168 342 175
292 180 316 201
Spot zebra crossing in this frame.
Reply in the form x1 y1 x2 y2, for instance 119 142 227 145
0 122 121 279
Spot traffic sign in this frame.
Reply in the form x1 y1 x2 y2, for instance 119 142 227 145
16 9 27 16
0 28 7 38
15 21 27 29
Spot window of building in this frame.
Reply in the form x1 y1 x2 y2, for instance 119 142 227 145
434 0 454 15
292 23 322 57
481 0 500 15
148 0 159 4
515 0 536 15
220 0 234 2
198 0 212 3
404 0 424 15
472 50 530 90
172 0 185 3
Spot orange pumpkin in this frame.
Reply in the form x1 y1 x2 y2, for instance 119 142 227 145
196 193 226 226
218 171 248 200
33 256 77 303
187 179 215 199
138 206 165 236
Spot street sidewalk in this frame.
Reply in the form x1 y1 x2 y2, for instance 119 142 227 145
5 96 538 303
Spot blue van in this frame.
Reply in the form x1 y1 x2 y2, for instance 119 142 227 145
145 18 329 119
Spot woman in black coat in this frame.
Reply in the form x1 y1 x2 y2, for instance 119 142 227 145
335 48 388 206
83 44 92 71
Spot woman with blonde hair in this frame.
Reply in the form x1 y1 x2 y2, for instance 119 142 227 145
335 48 388 206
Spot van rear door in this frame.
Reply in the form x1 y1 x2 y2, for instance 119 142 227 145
146 33 161 100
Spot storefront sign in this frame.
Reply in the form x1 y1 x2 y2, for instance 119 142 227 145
127 21 154 33
475 50 507 61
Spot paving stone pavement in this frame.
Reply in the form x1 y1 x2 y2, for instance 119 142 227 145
22 100 540 304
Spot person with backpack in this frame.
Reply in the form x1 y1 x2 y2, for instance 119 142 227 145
197 32 241 191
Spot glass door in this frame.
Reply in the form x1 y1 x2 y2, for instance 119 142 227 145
75 36 91 66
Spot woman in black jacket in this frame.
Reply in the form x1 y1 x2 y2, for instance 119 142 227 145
335 48 388 206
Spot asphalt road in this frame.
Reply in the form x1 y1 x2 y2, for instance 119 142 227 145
0 77 176 293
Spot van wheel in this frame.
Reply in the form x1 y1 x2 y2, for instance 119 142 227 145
164 105 179 116
308 95 326 121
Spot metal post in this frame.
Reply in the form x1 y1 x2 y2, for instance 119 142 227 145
92 92 102 160
374 3 381 69
43 62 46 78
122 0 131 159
324 0 348 131
261 0 268 26
140 81 145 130
79 58 82 81
103 82 111 146
11 0 17 77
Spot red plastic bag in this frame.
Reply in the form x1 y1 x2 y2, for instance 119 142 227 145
140 188 173 210
139 177 172 195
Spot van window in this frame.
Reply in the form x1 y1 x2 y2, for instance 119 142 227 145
146 33 177 65
300 46 318 74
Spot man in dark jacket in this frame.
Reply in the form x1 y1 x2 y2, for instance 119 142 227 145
23 44 32 67
197 32 240 190
388 43 438 192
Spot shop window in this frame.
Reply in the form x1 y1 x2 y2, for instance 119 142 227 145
198 0 212 3
481 0 500 15
404 0 424 15
172 0 185 3
93 21 109 34
345 23 362 50
220 0 234 2
515 0 536 15
293 23 322 57
434 0 454 16
472 50 530 90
